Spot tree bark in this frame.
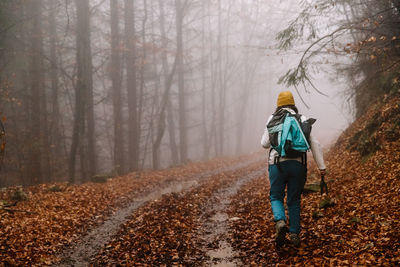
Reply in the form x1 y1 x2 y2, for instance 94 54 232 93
124 0 139 171
158 0 179 166
69 0 94 182
110 0 125 174
175 0 188 163
235 0 248 155
29 0 43 184
48 0 62 177
84 1 96 178
38 0 51 181
17 1 30 184
151 0 178 169
152 55 178 169
201 0 209 159
217 0 226 156
138 0 148 169
207 0 217 157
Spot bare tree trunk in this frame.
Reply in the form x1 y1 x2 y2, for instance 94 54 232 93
175 0 188 163
16 1 30 184
84 1 96 179
40 64 51 182
152 54 178 169
207 0 217 157
48 0 62 175
158 0 179 166
70 0 94 182
151 0 161 170
235 0 247 155
201 0 209 159
166 102 179 165
79 135 87 180
217 0 226 156
236 0 261 155
38 1 51 181
110 0 125 175
29 0 43 184
138 0 148 168
68 90 84 183
124 0 139 171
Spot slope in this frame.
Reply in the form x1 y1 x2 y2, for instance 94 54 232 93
228 90 400 265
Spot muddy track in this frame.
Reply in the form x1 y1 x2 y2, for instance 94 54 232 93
54 155 265 266
196 169 265 266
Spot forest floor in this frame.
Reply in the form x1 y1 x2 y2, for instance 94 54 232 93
1 91 399 266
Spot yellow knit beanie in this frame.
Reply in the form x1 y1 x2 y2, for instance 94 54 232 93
277 91 295 107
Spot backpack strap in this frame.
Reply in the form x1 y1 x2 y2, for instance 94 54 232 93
294 113 302 122
269 148 283 172
301 152 307 167
274 155 283 172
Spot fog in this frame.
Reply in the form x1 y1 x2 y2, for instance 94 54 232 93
0 0 352 185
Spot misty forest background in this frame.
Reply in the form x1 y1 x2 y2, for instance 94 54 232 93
0 0 399 186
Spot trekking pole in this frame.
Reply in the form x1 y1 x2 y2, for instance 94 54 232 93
320 173 328 195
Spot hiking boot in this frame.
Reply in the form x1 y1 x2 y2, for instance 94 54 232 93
275 220 288 246
290 233 300 247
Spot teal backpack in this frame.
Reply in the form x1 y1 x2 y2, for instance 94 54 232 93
267 109 315 158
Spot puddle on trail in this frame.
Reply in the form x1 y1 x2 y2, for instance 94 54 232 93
207 241 235 267
159 180 198 195
212 212 228 222
134 180 198 202
205 213 237 266
199 169 265 267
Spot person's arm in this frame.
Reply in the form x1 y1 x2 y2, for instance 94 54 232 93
309 134 326 172
261 115 273 149
261 126 270 149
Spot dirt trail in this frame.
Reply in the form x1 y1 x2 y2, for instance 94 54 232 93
54 156 264 266
197 169 265 266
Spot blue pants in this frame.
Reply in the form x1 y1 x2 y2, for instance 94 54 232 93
268 160 306 234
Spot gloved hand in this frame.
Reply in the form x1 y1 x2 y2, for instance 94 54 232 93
320 171 328 195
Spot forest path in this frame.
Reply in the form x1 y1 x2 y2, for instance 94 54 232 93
196 168 265 266
54 155 265 266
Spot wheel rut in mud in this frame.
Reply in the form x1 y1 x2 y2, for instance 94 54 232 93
197 169 265 266
54 156 265 266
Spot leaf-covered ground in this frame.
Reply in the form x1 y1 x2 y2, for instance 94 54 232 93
93 161 265 266
228 92 400 266
1 92 399 266
0 153 257 266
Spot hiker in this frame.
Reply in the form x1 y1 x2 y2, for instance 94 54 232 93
260 91 326 247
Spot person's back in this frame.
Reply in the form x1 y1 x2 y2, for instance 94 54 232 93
260 91 326 247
